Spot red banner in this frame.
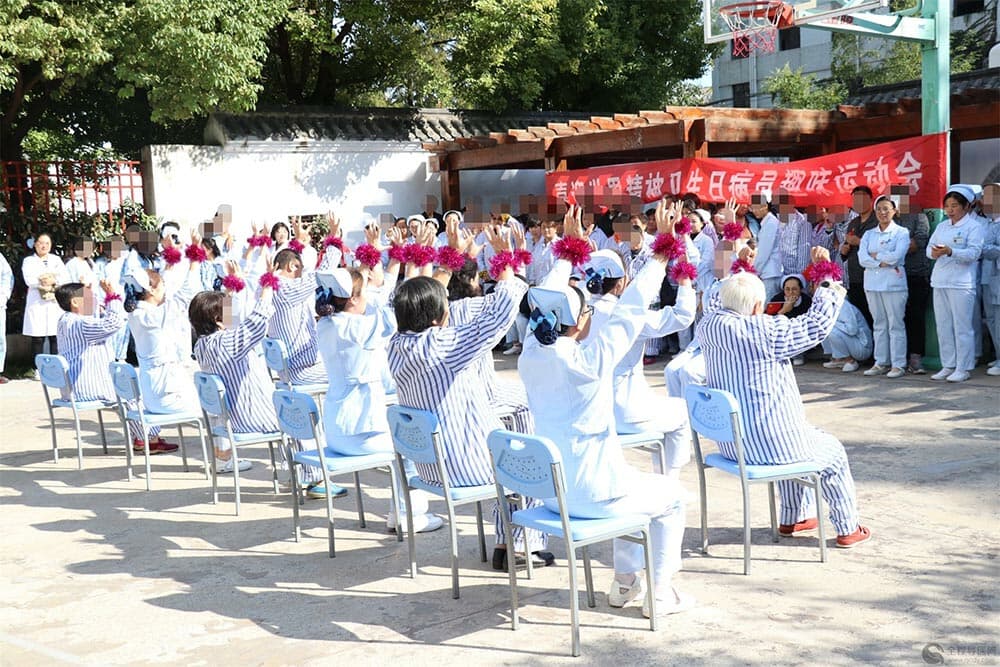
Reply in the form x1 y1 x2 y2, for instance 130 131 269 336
546 133 946 212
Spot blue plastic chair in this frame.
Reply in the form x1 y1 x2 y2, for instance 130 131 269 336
487 429 657 657
684 385 828 575
272 389 402 558
386 405 491 599
194 372 281 515
36 354 119 469
108 362 210 490
617 430 669 475
262 338 327 401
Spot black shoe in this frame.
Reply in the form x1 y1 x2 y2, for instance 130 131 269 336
533 550 556 567
492 548 556 571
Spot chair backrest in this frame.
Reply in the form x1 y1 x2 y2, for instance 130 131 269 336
271 389 320 441
36 354 70 390
193 371 229 421
385 405 442 465
109 362 142 403
685 386 741 443
487 430 561 501
262 338 291 383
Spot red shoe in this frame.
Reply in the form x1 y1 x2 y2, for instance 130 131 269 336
836 525 872 548
642 356 657 366
779 517 819 536
132 438 179 455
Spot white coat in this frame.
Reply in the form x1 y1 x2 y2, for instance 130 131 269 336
21 253 68 336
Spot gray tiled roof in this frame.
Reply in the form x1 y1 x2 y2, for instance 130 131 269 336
204 108 597 146
847 67 1000 105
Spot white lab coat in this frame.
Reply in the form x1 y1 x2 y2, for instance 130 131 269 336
21 254 68 336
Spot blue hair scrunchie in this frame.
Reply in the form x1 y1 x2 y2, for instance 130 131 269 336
585 266 607 294
528 307 559 346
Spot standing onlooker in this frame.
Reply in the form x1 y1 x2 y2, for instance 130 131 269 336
22 233 68 376
927 186 985 383
979 183 1000 376
840 186 878 329
858 196 910 379
897 208 931 374
0 251 13 383
752 194 783 299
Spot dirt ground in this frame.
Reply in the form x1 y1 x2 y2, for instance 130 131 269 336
1 359 997 666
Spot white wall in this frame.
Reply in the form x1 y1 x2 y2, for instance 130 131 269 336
143 140 545 243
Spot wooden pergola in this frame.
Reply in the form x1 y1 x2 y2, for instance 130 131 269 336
424 90 999 211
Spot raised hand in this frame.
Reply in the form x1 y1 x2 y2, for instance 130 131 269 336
810 246 831 264
562 204 584 239
225 259 243 278
510 223 526 250
446 215 462 250
326 211 341 239
724 197 739 224
385 227 404 247
98 279 115 296
364 223 382 249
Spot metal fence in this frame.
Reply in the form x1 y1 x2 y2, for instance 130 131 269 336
1 160 143 223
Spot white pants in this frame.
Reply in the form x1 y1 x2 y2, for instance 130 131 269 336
548 473 685 600
933 287 977 371
822 330 872 361
984 281 1000 360
866 290 908 368
0 307 6 374
663 348 706 399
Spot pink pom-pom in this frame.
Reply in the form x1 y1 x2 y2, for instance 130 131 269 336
489 251 519 281
387 245 408 263
259 272 281 291
515 249 533 267
803 260 843 284
355 243 381 269
221 274 245 293
436 246 466 272
407 244 436 266
552 236 592 267
730 258 757 275
103 292 122 306
651 233 685 260
184 244 207 262
669 260 698 283
288 239 305 254
722 222 745 242
248 235 272 248
323 235 344 250
161 246 182 266
674 216 692 236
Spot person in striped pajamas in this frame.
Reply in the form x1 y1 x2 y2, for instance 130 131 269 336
55 280 164 449
387 237 550 571
696 258 872 548
268 248 327 385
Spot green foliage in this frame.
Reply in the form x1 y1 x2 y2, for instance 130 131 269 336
763 64 847 110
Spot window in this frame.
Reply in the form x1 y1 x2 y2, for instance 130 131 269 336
732 36 749 59
732 82 751 108
954 0 984 16
779 26 801 51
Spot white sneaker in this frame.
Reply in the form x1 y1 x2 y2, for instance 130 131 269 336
886 367 906 379
946 370 970 383
501 343 522 356
842 361 860 373
863 365 888 376
642 586 696 618
215 458 252 474
387 512 444 534
608 575 646 608
792 356 805 366
823 359 845 369
988 360 998 368
987 365 1000 376
931 367 955 381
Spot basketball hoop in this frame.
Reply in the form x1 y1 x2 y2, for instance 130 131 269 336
720 0 794 56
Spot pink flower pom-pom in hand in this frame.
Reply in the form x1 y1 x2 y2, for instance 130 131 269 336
161 246 182 266
515 249 533 267
730 258 756 275
288 239 305 254
488 251 519 281
323 235 344 251
387 245 408 263
552 236 592 267
436 246 466 272
184 244 207 263
722 222 745 242
103 292 122 306
669 260 698 283
221 274 246 293
674 216 692 236
651 233 683 260
408 244 436 266
258 272 281 291
803 260 843 284
354 243 381 269
248 235 272 248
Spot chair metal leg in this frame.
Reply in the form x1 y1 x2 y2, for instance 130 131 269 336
567 546 581 657
519 495 532 580
813 475 828 563
97 409 109 454
290 457 301 542
267 442 279 494
326 471 336 558
232 445 242 517
446 500 460 599
402 478 418 578
582 545 596 608
354 471 366 528
502 500 519 631
121 411 134 482
142 434 152 491
197 423 210 480
475 500 487 563
177 425 189 472
641 529 657 631
741 480 752 575
387 462 403 543
768 481 779 543
697 461 709 554
657 437 668 477
71 406 84 470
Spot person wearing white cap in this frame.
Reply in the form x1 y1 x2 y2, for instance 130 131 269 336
858 195 910 378
519 203 694 618
927 186 985 382
584 249 697 481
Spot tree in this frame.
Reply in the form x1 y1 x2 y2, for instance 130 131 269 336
763 64 847 110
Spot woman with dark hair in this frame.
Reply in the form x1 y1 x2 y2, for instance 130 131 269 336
22 232 68 374
766 274 813 366
270 222 291 251
519 201 693 618
926 186 985 382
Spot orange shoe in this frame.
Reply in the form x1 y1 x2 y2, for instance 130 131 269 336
836 525 872 548
779 517 819 536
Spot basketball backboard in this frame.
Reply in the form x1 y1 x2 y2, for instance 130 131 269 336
704 0 889 44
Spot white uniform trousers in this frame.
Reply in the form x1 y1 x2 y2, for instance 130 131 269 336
865 290 908 369
933 287 977 371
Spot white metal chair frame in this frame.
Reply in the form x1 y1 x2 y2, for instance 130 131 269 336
685 385 828 575
617 430 669 474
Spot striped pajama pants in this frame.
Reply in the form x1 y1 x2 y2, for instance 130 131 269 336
776 426 860 536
